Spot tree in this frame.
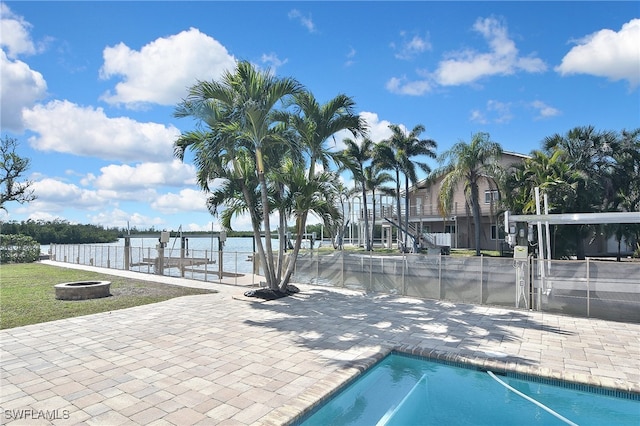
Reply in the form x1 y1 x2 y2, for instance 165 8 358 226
378 124 437 251
607 128 640 261
501 150 582 214
277 91 365 284
364 160 394 250
340 138 374 250
542 126 618 259
1 136 36 211
175 61 304 291
434 132 502 256
500 149 584 258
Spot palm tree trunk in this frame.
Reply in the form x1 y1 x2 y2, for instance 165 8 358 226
256 148 277 289
242 185 270 285
281 212 308 291
470 184 482 256
361 183 371 251
276 197 287 282
404 175 410 251
370 190 376 251
395 169 402 251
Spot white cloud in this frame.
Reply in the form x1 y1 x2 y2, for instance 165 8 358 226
288 9 316 33
91 160 196 191
392 31 431 60
151 188 208 214
469 110 487 125
261 52 287 72
23 100 181 162
0 50 47 131
99 27 236 107
29 178 107 212
88 208 165 230
0 4 39 58
26 211 63 223
185 221 221 232
555 18 640 89
360 111 395 143
434 17 546 86
345 46 356 67
330 111 395 152
385 76 432 96
530 100 561 120
469 100 513 124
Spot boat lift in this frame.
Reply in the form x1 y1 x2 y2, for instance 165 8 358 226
124 230 227 278
505 191 640 310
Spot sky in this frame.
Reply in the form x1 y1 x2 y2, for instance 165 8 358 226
1 1 638 232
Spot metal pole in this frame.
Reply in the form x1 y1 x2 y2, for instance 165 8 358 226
480 254 483 304
124 237 130 270
218 237 224 279
586 258 590 318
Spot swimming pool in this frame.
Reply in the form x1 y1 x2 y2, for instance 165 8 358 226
298 353 640 425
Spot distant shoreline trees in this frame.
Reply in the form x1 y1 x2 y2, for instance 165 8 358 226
0 220 121 245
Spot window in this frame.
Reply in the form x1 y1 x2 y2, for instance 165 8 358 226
485 190 500 204
444 225 456 234
491 225 506 240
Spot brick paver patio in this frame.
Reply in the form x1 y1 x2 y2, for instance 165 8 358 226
1 261 638 424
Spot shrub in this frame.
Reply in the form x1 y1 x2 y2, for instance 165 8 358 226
0 234 40 263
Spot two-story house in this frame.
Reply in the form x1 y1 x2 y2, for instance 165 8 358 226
369 151 528 252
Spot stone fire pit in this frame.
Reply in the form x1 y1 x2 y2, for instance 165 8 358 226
54 281 111 300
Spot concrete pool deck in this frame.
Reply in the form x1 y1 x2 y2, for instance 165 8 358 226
1 260 638 425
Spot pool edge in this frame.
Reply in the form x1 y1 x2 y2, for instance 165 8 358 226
277 345 640 426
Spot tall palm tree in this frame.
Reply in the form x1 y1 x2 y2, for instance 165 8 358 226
607 128 640 260
381 124 437 251
542 126 618 259
277 91 365 285
174 60 303 290
340 138 374 251
275 157 343 285
364 159 394 250
434 132 502 256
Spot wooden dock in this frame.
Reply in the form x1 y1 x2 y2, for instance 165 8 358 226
131 257 216 268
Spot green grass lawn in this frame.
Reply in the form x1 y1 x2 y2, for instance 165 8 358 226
0 263 216 330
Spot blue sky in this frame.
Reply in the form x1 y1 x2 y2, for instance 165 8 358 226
1 1 638 232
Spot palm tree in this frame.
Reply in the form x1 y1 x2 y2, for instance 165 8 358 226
607 128 640 260
542 126 618 259
174 60 304 290
500 149 584 258
277 91 365 285
340 138 374 251
502 150 582 214
434 132 502 256
364 159 394 250
380 124 437 251
275 158 343 286
332 181 352 249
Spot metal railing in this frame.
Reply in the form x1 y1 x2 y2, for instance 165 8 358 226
48 243 256 285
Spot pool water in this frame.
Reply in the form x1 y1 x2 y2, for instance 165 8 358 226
299 353 640 425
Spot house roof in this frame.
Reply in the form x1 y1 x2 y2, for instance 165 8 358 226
407 150 530 194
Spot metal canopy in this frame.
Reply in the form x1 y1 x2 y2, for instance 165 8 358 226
507 211 640 225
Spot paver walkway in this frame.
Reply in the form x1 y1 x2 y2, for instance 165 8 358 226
1 261 639 425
